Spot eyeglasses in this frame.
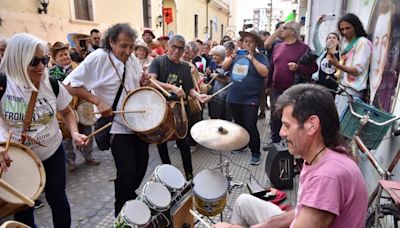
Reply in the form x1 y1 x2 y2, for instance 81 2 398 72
171 45 185 52
30 56 50 67
283 26 294 30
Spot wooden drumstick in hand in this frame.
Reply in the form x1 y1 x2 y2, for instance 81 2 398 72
209 82 233 99
189 209 211 228
84 122 112 143
0 179 34 207
149 78 172 97
179 86 188 123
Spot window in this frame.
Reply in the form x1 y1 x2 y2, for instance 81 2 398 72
221 24 224 40
194 14 198 38
209 20 213 40
74 0 93 21
142 0 152 28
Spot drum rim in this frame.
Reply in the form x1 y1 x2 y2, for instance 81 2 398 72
142 182 171 210
76 100 96 126
168 101 188 139
154 164 185 190
121 87 168 133
120 200 151 226
0 142 46 204
193 169 228 200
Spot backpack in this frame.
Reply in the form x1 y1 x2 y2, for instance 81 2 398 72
0 73 59 101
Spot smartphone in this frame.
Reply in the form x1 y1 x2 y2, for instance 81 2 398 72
325 14 336 21
237 49 249 56
79 39 86 50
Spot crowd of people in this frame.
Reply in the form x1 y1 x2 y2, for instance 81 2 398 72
0 12 372 228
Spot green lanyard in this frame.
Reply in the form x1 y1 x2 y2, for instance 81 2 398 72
342 37 359 55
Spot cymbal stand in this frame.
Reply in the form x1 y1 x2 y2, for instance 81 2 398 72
213 151 243 194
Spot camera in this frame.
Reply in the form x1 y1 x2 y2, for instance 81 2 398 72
79 39 87 50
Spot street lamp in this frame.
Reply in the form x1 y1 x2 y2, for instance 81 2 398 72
38 0 49 14
156 15 163 28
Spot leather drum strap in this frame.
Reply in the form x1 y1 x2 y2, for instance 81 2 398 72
20 90 39 144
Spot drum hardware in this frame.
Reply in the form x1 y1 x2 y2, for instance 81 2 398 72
189 209 211 228
84 122 112 143
208 82 233 100
93 110 145 114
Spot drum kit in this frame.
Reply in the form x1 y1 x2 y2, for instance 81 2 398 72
113 119 251 227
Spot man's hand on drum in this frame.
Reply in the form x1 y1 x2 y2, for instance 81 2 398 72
96 100 113 117
197 93 211 103
71 132 89 147
0 146 12 173
172 86 186 98
140 72 151 86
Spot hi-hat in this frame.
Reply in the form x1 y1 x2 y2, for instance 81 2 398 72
190 119 250 151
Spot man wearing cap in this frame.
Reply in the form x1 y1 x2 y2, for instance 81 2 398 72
143 28 164 56
157 35 169 54
269 21 317 146
222 30 269 165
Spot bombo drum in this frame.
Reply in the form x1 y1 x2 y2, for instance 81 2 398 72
139 182 171 212
152 164 186 193
121 87 174 144
0 142 46 217
193 169 228 216
114 200 151 228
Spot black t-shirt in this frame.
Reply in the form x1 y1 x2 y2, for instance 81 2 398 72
317 51 339 91
148 55 194 96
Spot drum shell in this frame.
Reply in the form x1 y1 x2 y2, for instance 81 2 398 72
167 101 188 141
0 142 46 217
193 170 228 217
121 87 175 144
75 100 96 126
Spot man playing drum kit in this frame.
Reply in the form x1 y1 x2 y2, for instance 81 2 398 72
63 23 151 216
213 84 368 228
148 35 210 181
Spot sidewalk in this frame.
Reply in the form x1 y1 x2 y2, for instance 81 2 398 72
1 111 299 227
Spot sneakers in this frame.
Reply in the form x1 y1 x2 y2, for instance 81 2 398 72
250 155 261 165
231 148 248 154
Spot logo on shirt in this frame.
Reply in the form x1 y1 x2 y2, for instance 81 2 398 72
231 58 249 82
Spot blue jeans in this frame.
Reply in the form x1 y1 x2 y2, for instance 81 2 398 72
14 144 71 228
230 103 261 157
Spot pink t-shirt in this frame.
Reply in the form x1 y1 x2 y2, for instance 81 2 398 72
290 149 368 228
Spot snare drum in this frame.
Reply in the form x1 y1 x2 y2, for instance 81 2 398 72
0 142 46 217
193 169 228 216
139 182 171 212
152 164 186 193
114 200 151 228
76 100 96 126
122 87 175 144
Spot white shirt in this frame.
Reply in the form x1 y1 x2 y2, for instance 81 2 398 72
0 74 71 161
63 48 143 134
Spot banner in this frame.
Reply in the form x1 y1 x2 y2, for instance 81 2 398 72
163 8 173 25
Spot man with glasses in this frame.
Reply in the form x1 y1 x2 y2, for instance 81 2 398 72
148 35 210 180
268 21 317 147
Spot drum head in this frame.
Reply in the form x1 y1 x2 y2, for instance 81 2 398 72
155 164 185 190
76 101 95 126
122 200 151 226
143 182 171 209
122 87 167 132
193 170 228 200
0 143 45 204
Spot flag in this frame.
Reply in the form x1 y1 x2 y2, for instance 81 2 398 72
163 8 173 25
284 11 296 22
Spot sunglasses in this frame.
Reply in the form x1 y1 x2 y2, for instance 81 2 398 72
30 56 50 67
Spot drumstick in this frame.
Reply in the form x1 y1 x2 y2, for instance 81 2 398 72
205 73 218 86
209 82 233 99
84 122 112 142
93 110 145 114
179 86 188 123
149 78 172 97
0 179 34 207
189 209 211 228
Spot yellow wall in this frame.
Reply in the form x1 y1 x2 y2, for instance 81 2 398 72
0 0 229 44
0 0 143 43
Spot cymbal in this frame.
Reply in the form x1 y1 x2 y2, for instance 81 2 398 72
190 119 250 151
